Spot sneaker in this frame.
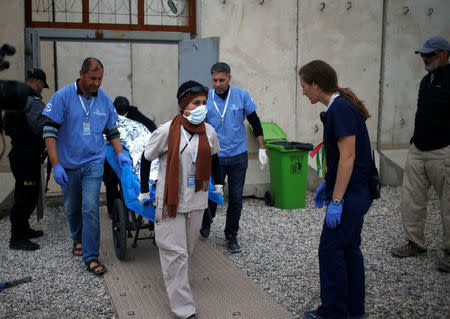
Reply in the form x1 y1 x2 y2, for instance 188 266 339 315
25 228 44 239
200 227 210 239
186 314 197 319
391 241 426 258
9 238 40 251
226 236 241 253
304 310 324 319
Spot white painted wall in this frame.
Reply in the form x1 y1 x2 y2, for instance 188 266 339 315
1 0 450 194
40 41 179 126
0 0 25 82
297 0 383 148
379 0 450 148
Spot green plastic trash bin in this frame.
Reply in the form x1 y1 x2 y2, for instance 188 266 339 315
261 122 313 209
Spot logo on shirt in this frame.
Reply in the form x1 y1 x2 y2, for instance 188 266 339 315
93 109 106 117
44 103 52 112
231 104 242 111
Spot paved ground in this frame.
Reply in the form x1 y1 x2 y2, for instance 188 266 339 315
0 187 449 318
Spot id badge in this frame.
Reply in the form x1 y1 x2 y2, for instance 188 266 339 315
187 172 196 188
83 122 91 136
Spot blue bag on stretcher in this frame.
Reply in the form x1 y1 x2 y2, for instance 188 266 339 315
106 145 224 223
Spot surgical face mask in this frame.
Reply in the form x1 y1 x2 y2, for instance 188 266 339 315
184 105 207 125
425 56 441 72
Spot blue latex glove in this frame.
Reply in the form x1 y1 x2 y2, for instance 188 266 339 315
313 181 327 208
53 163 68 187
325 200 343 229
117 152 132 168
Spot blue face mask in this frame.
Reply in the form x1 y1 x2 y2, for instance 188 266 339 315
184 105 207 125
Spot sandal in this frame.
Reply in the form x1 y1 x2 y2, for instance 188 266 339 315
86 258 107 276
72 240 82 256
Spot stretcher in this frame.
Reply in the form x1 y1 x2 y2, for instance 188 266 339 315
105 144 224 260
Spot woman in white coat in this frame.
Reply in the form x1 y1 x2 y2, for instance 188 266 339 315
139 80 221 319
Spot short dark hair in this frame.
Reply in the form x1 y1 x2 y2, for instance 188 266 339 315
81 57 104 74
210 62 231 75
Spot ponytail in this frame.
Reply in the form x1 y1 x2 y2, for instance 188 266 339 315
337 87 371 121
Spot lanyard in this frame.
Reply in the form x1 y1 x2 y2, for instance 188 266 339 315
212 87 231 127
75 83 95 122
181 126 198 164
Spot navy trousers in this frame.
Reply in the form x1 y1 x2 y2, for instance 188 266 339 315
317 185 372 319
9 151 41 238
202 151 248 238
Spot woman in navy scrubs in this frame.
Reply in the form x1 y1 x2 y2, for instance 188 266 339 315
299 60 373 319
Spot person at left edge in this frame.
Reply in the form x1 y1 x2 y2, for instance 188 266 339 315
42 57 131 276
3 68 49 251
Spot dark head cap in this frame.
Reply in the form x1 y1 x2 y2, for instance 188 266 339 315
26 68 49 88
113 96 130 115
176 80 208 110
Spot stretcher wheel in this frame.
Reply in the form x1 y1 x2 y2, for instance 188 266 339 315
112 198 127 260
265 190 274 207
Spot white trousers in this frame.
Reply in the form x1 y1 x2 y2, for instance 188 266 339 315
400 144 450 252
155 210 203 319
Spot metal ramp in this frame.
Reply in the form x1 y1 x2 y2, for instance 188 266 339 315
99 210 294 319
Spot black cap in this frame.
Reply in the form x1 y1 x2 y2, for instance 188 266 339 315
113 96 130 115
176 80 208 105
26 68 49 88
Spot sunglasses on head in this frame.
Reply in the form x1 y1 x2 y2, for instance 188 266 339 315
178 86 209 103
420 50 441 58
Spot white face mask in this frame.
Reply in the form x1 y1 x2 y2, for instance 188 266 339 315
184 105 207 125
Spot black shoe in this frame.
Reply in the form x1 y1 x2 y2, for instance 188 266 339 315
437 261 450 273
391 241 426 258
9 238 40 251
437 251 450 273
25 228 44 239
200 227 210 239
226 236 241 253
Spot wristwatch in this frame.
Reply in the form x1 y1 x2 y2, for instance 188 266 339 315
331 198 343 205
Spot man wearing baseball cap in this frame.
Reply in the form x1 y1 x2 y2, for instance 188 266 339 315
2 68 49 250
391 36 450 273
27 68 50 89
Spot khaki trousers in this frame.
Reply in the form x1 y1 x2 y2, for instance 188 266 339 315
400 144 450 251
155 210 203 319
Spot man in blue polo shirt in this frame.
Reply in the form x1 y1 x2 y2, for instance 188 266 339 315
202 62 268 253
42 57 131 276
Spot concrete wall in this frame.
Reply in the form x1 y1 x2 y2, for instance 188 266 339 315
298 0 383 148
379 0 450 149
0 1 25 82
40 41 179 125
197 1 299 196
0 1 25 208
1 0 450 202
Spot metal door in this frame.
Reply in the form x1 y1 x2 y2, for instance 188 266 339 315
178 37 219 88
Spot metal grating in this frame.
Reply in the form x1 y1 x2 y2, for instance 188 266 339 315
25 0 195 33
99 209 294 319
